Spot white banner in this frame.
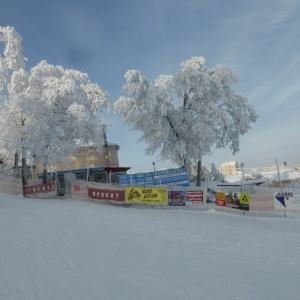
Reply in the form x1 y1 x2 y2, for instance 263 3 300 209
274 191 300 210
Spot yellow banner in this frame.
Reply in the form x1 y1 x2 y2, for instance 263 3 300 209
125 187 168 205
216 192 225 201
240 193 250 205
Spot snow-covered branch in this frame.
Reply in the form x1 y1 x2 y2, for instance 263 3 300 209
115 56 258 167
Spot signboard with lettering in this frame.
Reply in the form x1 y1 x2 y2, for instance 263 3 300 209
185 190 204 206
153 168 190 187
168 190 185 206
73 185 80 191
239 193 250 211
274 192 300 210
118 168 190 188
88 188 125 202
216 192 226 207
25 182 55 195
206 188 216 204
125 188 168 205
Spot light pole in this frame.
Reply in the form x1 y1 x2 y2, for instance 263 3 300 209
152 162 156 171
240 162 245 181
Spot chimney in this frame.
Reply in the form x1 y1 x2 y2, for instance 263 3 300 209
102 124 108 147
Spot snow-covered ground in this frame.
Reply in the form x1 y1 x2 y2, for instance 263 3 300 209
1 192 300 300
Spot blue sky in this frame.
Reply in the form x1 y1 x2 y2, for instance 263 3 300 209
1 0 300 172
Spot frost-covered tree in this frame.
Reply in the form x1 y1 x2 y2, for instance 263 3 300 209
0 26 26 98
115 56 258 177
0 149 12 170
188 163 209 182
0 26 110 187
16 60 110 168
0 26 28 187
209 163 224 181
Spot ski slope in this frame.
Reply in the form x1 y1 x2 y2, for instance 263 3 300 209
1 192 300 300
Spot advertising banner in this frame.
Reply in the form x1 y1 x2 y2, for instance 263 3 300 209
73 185 80 191
216 192 226 207
185 190 204 206
224 192 240 208
118 174 130 187
239 193 250 211
118 168 190 188
153 168 190 187
25 182 55 195
125 188 168 205
206 188 216 204
88 188 125 201
145 172 155 186
274 191 300 211
168 190 185 206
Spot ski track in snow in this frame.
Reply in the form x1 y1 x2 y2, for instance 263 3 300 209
0 192 300 300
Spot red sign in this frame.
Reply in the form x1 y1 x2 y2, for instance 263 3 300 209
88 188 125 201
25 183 55 195
185 190 204 204
73 185 80 191
216 200 226 206
216 192 226 207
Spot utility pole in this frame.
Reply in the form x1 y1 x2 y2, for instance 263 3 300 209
196 160 202 187
21 119 28 197
240 162 245 181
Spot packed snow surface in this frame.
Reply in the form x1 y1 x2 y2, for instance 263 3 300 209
1 192 300 300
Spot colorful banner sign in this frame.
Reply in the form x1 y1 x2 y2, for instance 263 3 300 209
274 191 300 211
168 190 185 206
125 188 168 205
239 193 250 211
25 182 55 195
216 192 226 207
73 185 80 191
118 174 130 186
153 168 190 187
206 188 216 204
88 188 125 201
185 190 204 206
225 192 240 208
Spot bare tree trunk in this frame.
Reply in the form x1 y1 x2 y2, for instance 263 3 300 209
196 160 202 187
14 152 19 178
21 119 28 197
22 150 28 197
43 163 48 184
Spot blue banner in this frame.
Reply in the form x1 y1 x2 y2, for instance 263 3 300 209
118 168 190 188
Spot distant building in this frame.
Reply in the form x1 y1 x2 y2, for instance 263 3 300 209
35 142 130 193
35 143 127 172
219 161 239 175
55 143 121 171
